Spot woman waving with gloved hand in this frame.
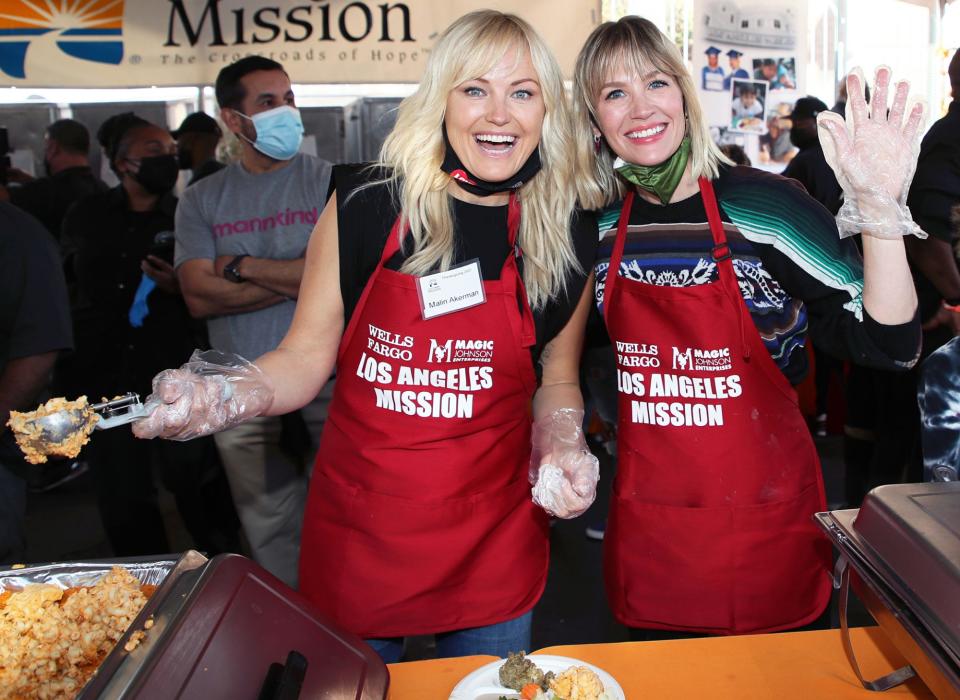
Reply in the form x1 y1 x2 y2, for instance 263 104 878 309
571 16 923 639
134 10 599 660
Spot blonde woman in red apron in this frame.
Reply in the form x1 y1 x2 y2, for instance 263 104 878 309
570 17 924 638
135 11 600 661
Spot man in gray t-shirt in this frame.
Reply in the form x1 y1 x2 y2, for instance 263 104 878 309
175 152 330 359
174 56 332 587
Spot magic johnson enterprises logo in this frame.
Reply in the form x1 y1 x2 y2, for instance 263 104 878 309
427 338 494 364
616 340 741 428
671 345 733 372
354 324 494 420
0 0 124 79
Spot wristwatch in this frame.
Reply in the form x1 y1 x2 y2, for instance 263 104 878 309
223 255 247 283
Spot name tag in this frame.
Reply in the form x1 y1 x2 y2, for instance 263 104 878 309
416 260 486 320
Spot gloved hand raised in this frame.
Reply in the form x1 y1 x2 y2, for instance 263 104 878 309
817 66 927 239
529 408 600 519
133 349 274 440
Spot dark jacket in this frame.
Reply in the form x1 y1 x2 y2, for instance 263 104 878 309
782 144 843 216
908 101 960 242
10 166 107 240
60 186 200 399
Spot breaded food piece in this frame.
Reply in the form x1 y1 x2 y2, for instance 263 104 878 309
549 666 606 700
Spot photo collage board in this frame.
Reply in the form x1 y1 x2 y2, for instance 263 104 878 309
693 1 807 170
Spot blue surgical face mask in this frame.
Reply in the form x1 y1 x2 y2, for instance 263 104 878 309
235 105 303 161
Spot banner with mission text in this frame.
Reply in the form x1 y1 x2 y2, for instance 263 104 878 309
0 0 601 87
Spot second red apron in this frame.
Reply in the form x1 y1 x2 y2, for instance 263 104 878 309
601 179 831 634
299 196 548 639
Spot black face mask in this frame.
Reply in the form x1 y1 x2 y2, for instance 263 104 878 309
789 125 818 151
129 154 179 194
440 126 542 197
176 146 192 171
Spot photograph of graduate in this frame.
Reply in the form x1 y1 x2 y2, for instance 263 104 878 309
702 45 725 91
730 79 767 133
723 49 750 89
753 57 797 90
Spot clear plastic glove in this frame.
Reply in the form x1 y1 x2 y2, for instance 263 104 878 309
818 66 927 240
132 349 274 440
529 408 599 519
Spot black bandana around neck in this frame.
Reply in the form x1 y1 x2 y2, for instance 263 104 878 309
440 126 542 197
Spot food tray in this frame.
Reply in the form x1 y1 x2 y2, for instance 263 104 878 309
76 551 209 699
0 551 209 700
852 482 960 658
0 553 184 590
816 507 960 697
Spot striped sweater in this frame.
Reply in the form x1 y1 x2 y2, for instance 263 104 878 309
594 165 920 384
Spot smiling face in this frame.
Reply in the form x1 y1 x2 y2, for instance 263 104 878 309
593 64 686 167
443 46 545 190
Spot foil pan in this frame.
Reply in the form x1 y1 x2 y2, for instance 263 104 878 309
0 553 182 590
0 551 208 699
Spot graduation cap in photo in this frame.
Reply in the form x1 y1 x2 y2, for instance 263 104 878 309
705 46 721 56
726 49 744 58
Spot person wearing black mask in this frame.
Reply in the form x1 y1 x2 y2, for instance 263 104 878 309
172 112 225 186
782 96 843 216
60 118 240 558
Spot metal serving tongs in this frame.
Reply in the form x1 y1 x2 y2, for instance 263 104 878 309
20 393 152 455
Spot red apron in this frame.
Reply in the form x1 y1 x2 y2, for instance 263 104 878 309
601 179 831 634
299 196 548 638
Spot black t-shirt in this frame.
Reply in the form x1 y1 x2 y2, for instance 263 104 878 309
782 144 843 216
908 101 960 243
188 159 227 186
10 166 107 240
0 202 72 464
0 203 72 365
334 164 598 365
905 104 960 330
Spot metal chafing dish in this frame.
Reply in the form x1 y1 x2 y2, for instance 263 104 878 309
1 551 389 699
816 482 960 699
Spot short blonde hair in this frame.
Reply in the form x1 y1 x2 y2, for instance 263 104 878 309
572 16 731 210
377 10 580 310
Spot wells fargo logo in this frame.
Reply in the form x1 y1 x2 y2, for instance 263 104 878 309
0 0 123 79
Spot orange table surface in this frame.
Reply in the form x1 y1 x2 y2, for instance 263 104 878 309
386 627 935 699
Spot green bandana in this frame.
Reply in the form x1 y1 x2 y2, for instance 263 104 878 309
614 137 691 205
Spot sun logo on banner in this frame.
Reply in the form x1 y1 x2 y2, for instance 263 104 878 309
0 0 124 79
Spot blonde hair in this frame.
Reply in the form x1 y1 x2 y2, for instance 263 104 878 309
572 16 731 210
376 10 579 310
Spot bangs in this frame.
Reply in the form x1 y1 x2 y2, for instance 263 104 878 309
450 22 531 87
581 21 683 107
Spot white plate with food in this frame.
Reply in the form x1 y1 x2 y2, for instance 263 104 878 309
448 652 625 700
